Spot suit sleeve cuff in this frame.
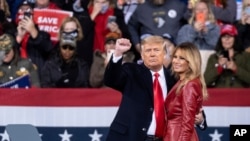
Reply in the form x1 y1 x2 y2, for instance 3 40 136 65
112 55 122 63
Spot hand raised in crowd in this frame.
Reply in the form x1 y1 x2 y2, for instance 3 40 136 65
218 55 228 67
241 12 250 25
187 0 194 10
241 13 248 25
245 15 250 25
114 38 131 57
218 55 237 71
90 1 103 20
93 1 102 14
18 16 38 38
16 24 27 43
201 25 208 33
226 60 237 72
107 22 121 35
194 21 205 32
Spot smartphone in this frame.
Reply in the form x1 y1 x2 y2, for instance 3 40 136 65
244 6 250 15
24 12 32 18
195 12 205 23
107 16 116 23
221 50 230 60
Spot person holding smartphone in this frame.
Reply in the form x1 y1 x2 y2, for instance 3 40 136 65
235 0 250 52
88 0 128 53
204 24 250 88
15 0 53 79
186 0 237 25
176 0 220 50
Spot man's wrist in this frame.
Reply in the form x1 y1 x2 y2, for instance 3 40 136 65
199 119 205 129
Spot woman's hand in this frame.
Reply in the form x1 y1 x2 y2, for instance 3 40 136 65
187 0 194 10
107 22 121 35
90 1 102 20
241 13 248 25
226 60 237 72
193 21 205 32
19 16 38 38
218 55 228 67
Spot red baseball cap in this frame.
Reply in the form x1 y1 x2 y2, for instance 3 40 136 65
220 24 238 36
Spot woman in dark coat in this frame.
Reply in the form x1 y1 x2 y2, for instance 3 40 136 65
41 36 90 88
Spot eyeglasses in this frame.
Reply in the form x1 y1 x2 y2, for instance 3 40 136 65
61 45 75 51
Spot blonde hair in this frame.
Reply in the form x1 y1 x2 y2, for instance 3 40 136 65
189 0 216 24
172 42 208 100
141 35 166 52
59 17 84 41
0 0 10 17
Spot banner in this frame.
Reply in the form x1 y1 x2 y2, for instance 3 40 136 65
0 88 249 141
0 75 30 88
33 9 73 42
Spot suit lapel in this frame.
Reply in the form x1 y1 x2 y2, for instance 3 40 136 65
140 64 154 102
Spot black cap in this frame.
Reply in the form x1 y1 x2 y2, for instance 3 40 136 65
18 0 34 9
162 33 176 46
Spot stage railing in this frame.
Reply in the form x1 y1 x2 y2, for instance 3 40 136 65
0 88 249 106
0 88 249 141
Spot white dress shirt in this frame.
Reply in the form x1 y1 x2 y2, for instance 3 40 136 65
147 67 168 135
112 56 168 135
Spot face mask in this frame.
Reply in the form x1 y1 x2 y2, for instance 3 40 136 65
62 29 78 40
101 3 109 13
27 0 36 4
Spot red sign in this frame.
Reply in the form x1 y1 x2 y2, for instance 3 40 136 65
33 9 73 41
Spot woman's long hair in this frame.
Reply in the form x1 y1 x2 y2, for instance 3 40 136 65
171 42 208 100
59 17 84 41
189 0 216 24
0 0 11 17
215 34 244 54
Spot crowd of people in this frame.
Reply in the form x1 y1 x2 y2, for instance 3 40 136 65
0 0 249 141
0 0 249 88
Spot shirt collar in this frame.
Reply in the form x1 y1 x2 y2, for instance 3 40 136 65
150 67 164 78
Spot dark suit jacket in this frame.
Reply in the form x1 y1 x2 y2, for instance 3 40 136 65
197 110 207 131
104 58 176 141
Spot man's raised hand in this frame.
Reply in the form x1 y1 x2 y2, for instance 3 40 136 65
114 38 131 57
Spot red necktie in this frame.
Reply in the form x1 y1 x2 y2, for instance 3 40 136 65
153 73 165 137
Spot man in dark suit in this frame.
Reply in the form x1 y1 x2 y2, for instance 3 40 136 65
104 36 206 141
